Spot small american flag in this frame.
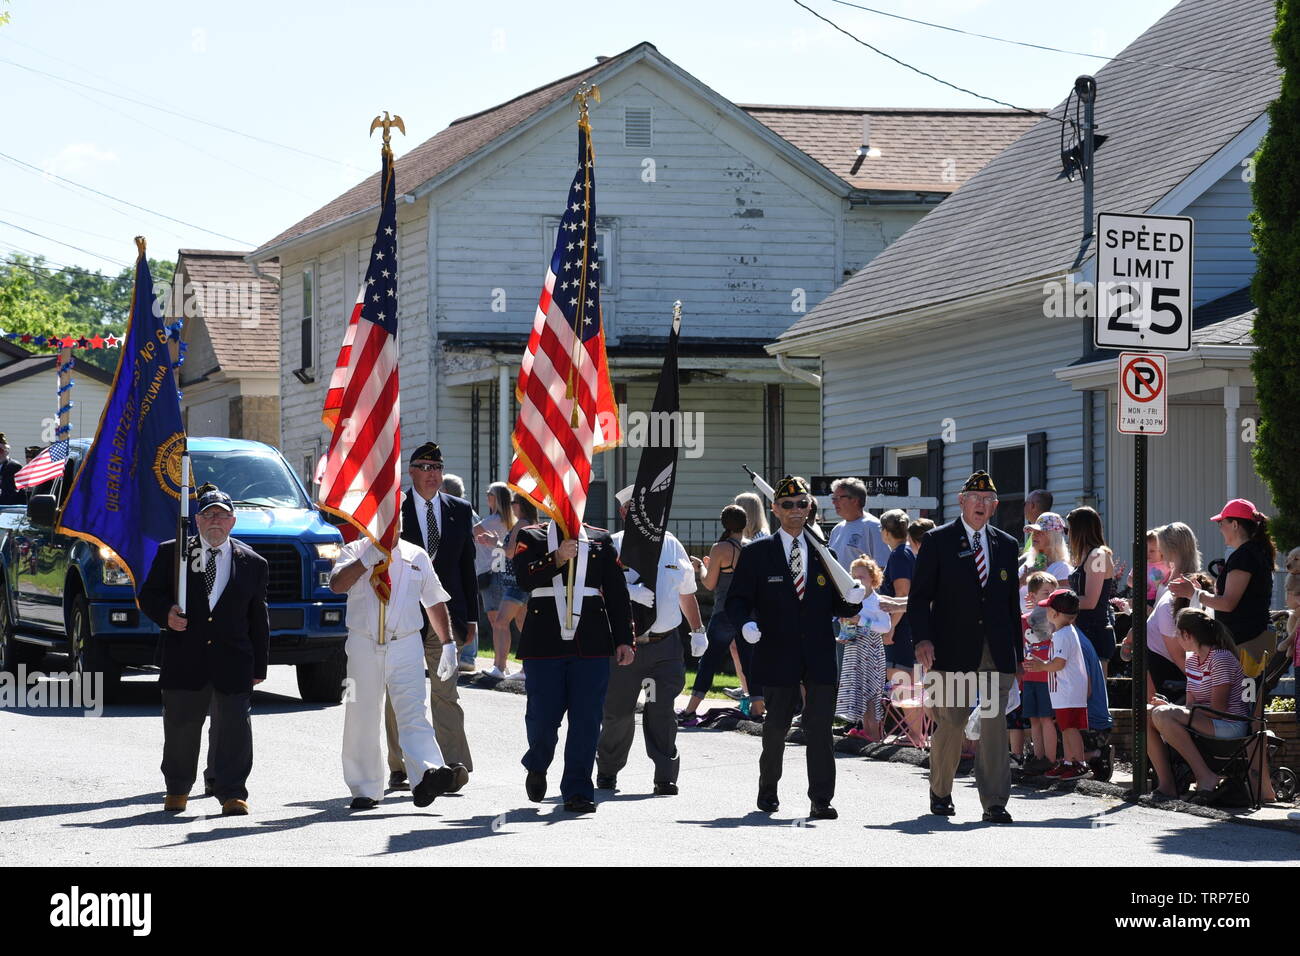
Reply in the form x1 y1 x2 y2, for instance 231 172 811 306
509 114 619 537
318 142 401 600
15 440 68 489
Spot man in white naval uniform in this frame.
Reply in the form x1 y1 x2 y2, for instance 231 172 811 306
331 536 461 809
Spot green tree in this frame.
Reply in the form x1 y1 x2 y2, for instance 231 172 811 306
1250 0 1300 551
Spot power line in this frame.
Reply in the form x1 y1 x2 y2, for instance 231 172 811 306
0 149 254 246
825 0 1281 78
0 206 135 245
792 0 1053 118
0 218 129 268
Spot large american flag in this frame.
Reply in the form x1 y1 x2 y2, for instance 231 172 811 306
509 116 619 537
318 144 401 600
15 440 68 489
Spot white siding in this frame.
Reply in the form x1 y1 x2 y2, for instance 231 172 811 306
1180 166 1256 306
842 206 927 279
1 373 111 452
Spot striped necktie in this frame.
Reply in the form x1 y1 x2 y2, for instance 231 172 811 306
973 530 988 588
790 536 805 600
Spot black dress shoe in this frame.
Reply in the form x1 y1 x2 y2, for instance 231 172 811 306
596 775 618 790
349 797 379 810
757 795 779 813
447 764 470 793
412 766 454 807
654 781 678 796
809 802 838 820
525 771 547 803
929 790 955 816
388 771 409 791
563 796 597 814
982 805 1013 824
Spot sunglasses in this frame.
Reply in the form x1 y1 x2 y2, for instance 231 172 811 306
778 499 811 510
410 462 443 472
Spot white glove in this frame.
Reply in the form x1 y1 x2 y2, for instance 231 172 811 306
436 642 459 681
689 629 708 657
627 583 655 607
360 542 384 568
845 583 866 604
742 621 762 644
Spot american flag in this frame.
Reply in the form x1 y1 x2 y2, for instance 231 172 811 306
15 440 68 489
509 116 620 537
318 143 401 600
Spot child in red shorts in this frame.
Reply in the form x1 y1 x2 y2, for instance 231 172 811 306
1023 588 1090 780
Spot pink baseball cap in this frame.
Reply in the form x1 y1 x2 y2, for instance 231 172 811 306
1211 498 1258 523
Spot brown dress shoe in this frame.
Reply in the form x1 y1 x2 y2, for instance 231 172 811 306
221 798 250 816
163 794 188 812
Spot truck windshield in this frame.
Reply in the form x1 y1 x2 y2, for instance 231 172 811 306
189 450 310 510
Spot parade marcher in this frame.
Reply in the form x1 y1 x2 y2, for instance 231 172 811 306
909 471 1021 823
728 476 863 819
0 434 24 505
139 484 269 816
595 486 705 795
384 442 477 792
513 515 634 813
330 531 460 810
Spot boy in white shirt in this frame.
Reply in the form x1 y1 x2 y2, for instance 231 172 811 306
1023 588 1091 781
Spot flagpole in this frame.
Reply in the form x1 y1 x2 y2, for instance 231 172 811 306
176 454 190 614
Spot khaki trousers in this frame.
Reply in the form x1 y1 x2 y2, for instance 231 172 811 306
385 640 474 773
926 642 1015 808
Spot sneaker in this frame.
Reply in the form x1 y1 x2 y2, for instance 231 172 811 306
481 666 505 680
846 728 878 743
457 662 477 673
677 711 703 727
504 668 525 681
1056 763 1090 781
723 687 746 700
1043 762 1066 778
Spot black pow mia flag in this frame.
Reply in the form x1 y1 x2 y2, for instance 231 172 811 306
620 306 682 637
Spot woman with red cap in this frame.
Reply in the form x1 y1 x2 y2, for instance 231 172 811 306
1169 498 1277 650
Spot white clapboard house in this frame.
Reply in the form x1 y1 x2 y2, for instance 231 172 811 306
770 0 1281 565
248 42 1036 545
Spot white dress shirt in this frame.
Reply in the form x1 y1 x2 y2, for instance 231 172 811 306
777 527 809 565
338 538 451 640
410 490 443 554
198 535 233 606
611 531 697 634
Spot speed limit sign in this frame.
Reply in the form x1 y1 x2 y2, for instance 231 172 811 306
1095 212 1194 351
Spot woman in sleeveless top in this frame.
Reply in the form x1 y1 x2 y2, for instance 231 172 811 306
487 494 537 680
679 506 755 724
1066 507 1117 675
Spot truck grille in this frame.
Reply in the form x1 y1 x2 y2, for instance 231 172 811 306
247 543 302 602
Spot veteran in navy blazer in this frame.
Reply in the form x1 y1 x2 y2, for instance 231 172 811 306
139 484 269 817
728 476 862 819
384 441 478 790
907 470 1021 823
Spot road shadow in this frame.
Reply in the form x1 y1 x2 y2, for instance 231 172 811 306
0 791 162 823
677 811 797 829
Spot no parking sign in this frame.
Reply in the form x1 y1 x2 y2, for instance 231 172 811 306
1117 352 1167 435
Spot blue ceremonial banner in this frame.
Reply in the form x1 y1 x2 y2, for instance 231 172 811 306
57 242 186 590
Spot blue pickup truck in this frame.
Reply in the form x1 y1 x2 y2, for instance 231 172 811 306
0 437 349 702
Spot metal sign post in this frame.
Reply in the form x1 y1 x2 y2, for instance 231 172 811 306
1132 434 1148 796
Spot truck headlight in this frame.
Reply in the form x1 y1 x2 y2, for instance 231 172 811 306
99 547 131 586
315 542 342 561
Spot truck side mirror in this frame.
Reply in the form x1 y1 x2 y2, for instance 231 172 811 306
28 494 57 527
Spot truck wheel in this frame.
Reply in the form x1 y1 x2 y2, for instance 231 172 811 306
296 647 347 703
0 586 44 673
70 593 122 703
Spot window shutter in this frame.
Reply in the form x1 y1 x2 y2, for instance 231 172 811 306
972 440 988 475
868 445 885 476
300 318 312 370
927 438 944 522
1028 431 1047 493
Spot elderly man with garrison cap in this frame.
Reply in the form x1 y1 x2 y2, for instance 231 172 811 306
908 470 1021 823
139 483 270 816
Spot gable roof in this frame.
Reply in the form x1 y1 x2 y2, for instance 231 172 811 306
175 250 281 373
0 348 113 388
742 106 1043 194
775 0 1281 351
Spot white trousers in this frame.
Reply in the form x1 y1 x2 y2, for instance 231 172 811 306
342 631 445 801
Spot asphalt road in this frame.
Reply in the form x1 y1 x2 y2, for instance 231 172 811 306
1 664 1297 866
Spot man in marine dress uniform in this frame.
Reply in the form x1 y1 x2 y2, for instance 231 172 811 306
728 476 863 820
595 485 706 796
384 441 477 793
330 531 461 810
513 516 633 813
139 484 269 816
908 470 1021 824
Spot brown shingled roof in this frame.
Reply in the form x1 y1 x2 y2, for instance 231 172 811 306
742 106 1044 193
176 250 280 373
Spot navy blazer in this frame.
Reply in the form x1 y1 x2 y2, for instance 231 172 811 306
401 490 479 642
139 537 270 695
906 519 1021 673
726 533 862 687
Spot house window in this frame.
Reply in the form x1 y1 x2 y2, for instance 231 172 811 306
987 438 1027 536
624 107 652 149
299 265 315 375
547 220 614 292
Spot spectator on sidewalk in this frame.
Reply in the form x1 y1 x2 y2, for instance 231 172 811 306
1023 589 1090 780
828 478 891 568
1019 512 1070 605
734 492 770 541
838 556 891 741
1066 507 1117 675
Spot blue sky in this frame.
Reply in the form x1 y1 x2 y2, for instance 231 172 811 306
0 0 1180 274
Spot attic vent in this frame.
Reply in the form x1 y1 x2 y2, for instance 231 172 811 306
624 107 652 149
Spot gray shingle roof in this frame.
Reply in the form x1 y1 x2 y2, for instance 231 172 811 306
776 0 1281 350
